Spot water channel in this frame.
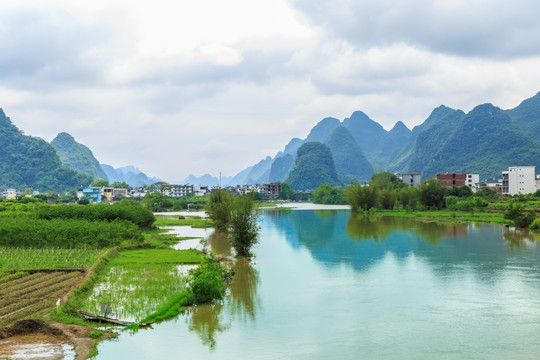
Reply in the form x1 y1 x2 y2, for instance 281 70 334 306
96 209 540 359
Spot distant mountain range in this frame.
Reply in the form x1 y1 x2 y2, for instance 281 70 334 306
221 90 540 190
3 90 540 192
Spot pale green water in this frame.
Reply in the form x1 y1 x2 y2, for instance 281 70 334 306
96 210 540 359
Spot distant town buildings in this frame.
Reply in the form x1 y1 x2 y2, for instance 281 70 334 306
437 173 480 192
264 182 283 198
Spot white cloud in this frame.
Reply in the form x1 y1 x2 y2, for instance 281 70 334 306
0 0 540 181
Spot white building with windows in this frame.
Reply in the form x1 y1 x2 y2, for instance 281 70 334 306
502 166 537 195
466 173 480 192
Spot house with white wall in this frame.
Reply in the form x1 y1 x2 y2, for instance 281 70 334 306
502 166 537 195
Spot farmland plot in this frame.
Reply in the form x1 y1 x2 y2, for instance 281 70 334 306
0 270 82 327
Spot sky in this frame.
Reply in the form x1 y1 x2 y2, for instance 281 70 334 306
2 0 540 182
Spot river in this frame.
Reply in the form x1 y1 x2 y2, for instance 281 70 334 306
95 209 540 359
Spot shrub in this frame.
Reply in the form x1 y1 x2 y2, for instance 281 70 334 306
189 257 230 304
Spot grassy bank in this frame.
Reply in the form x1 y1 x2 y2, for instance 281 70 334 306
377 209 508 225
153 215 213 228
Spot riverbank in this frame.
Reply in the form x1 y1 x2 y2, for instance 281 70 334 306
376 209 508 225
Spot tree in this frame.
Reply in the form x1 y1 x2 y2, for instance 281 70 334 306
448 185 473 197
111 181 130 189
399 186 418 210
207 189 233 232
229 193 259 257
476 187 498 198
378 188 396 210
370 171 398 190
90 179 109 187
418 178 446 209
313 184 346 204
504 203 536 228
345 181 378 212
278 183 295 200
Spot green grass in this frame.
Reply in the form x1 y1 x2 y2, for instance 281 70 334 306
110 249 204 265
81 262 195 322
0 248 103 270
153 215 213 228
378 209 507 224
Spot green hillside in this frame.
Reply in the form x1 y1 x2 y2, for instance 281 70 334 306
422 104 540 179
326 126 373 183
0 109 93 191
286 142 341 190
51 132 108 180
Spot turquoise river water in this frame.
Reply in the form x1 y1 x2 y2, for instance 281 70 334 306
96 210 540 359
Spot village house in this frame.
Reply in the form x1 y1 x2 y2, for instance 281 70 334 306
396 171 421 187
502 166 538 195
436 173 480 192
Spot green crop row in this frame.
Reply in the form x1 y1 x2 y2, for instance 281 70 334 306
0 217 143 248
0 248 102 270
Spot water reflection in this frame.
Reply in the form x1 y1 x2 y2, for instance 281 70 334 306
346 215 463 244
278 210 540 275
186 304 229 351
228 259 260 322
503 227 537 249
186 236 260 350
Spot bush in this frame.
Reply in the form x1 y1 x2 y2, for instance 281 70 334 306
36 201 155 229
189 256 230 304
530 218 540 229
504 203 536 228
445 196 459 209
0 217 143 248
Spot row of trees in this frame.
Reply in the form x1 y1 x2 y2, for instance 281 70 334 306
344 172 494 212
207 189 259 257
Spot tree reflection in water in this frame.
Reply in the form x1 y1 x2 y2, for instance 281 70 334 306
186 303 229 351
186 234 260 350
345 214 465 244
503 227 537 250
228 259 260 322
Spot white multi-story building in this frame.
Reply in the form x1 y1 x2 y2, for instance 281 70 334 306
502 166 537 195
397 171 421 187
466 174 480 192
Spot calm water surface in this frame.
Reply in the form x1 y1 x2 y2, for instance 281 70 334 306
96 210 540 359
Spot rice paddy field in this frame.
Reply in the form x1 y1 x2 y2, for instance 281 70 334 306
0 247 103 326
0 270 83 327
81 249 204 323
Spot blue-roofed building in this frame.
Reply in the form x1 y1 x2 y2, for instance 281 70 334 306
82 187 102 202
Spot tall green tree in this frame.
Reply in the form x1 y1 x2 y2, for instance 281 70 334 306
345 181 378 212
313 184 346 205
229 193 259 257
369 171 398 190
418 179 446 209
207 189 233 232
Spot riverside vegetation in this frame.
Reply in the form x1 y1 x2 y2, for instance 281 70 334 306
311 171 540 229
0 198 232 358
207 189 260 257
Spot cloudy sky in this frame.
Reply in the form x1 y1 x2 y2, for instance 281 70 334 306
2 0 540 182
